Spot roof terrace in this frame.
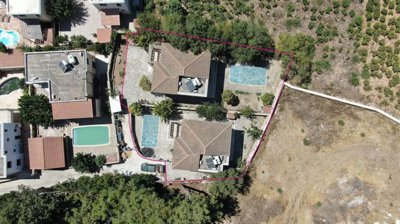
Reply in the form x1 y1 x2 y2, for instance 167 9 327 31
24 50 88 102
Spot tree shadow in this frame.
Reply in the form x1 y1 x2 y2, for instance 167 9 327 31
70 1 89 26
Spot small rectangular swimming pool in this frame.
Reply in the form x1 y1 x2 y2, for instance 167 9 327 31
72 125 110 146
141 115 160 148
229 65 267 86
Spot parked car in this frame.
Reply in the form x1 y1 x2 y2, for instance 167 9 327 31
141 163 165 173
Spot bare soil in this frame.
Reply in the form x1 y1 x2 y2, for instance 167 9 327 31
226 88 400 223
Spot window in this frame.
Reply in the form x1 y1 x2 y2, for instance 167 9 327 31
4 150 7 154
6 138 9 142
116 3 121 6
92 61 96 68
17 159 21 166
99 3 107 6
7 161 11 169
4 129 7 132
15 135 21 140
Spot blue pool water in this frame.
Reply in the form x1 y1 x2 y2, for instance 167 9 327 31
229 65 267 86
141 115 160 148
0 29 20 47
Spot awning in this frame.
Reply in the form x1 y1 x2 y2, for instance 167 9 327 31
101 9 120 26
20 19 43 40
109 96 122 114
97 28 112 43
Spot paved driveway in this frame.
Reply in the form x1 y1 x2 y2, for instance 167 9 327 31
59 0 103 42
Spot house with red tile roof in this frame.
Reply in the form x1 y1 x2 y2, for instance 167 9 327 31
150 43 213 98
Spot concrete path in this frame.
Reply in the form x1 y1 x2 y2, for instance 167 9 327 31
284 82 400 125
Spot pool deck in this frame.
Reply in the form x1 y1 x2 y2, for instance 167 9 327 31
38 122 120 164
73 124 120 164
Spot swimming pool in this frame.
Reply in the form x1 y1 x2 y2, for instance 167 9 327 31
141 115 160 148
229 65 267 86
72 125 110 146
0 29 20 48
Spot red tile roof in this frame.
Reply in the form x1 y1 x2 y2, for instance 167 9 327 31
28 137 66 169
51 99 94 120
97 28 112 43
0 50 24 69
101 10 120 26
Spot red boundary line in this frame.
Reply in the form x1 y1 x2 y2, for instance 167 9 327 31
120 28 295 184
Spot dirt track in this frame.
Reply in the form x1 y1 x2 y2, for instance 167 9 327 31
227 88 400 223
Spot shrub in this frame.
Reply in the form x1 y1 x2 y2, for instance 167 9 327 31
139 76 152 91
286 3 295 17
239 105 254 119
261 93 275 105
246 124 262 141
71 153 99 173
314 59 331 74
0 43 7 53
129 102 143 116
350 73 360 86
303 138 311 145
70 35 87 49
153 99 175 122
221 90 239 106
196 103 227 121
338 120 345 126
94 155 107 168
286 17 302 30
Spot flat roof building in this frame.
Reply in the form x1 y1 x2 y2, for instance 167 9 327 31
7 0 51 21
0 110 23 178
24 50 96 120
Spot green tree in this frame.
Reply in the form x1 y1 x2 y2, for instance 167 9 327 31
196 103 227 121
246 124 263 141
239 105 254 119
139 75 152 91
170 193 222 224
0 186 66 224
277 33 316 86
209 169 244 199
261 93 275 106
221 90 239 106
18 94 53 127
153 99 175 122
0 42 7 53
71 153 98 173
129 102 143 116
46 0 77 21
133 12 162 47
